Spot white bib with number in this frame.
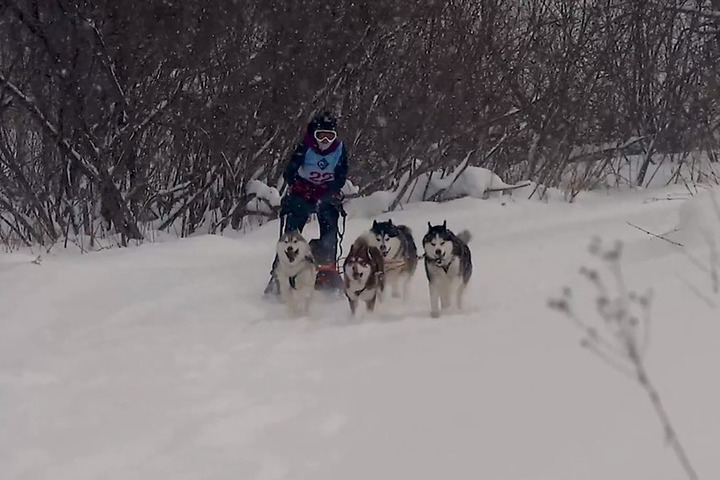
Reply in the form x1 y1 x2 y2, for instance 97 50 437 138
296 143 343 185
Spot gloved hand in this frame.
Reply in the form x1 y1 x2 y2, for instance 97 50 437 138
314 190 343 211
326 190 344 207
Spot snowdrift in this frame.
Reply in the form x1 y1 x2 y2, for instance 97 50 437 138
1 182 719 480
676 185 720 247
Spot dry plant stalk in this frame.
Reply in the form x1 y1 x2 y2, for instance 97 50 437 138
548 238 699 480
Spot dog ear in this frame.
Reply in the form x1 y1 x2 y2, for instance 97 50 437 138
442 220 447 229
388 219 393 225
372 220 377 228
427 221 432 230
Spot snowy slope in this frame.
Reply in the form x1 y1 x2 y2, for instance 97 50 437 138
1 185 719 480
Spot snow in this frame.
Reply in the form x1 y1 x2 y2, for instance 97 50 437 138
2 183 719 480
677 185 720 247
422 166 517 200
343 190 396 218
245 180 281 214
344 163 530 218
340 178 359 197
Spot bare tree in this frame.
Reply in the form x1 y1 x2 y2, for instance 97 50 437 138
2 0 719 248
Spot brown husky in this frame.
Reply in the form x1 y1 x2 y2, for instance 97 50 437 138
343 236 385 315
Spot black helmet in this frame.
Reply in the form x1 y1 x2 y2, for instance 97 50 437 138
308 111 338 132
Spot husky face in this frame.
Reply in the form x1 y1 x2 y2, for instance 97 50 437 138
277 231 311 265
344 236 383 286
368 219 403 258
346 251 373 283
422 221 455 266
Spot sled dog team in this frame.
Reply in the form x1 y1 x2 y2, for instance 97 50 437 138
274 219 473 319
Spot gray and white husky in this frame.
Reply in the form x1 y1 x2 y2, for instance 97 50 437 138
364 219 418 300
422 221 473 318
274 231 317 317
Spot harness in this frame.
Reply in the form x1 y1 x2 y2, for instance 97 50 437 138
430 256 451 273
378 252 426 274
352 285 367 297
383 257 408 273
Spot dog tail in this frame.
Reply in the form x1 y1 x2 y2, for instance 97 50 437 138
456 230 472 244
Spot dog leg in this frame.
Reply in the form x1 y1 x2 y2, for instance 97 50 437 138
440 281 452 312
457 281 468 311
289 289 302 318
446 278 464 313
401 272 412 300
366 294 377 313
347 296 358 316
277 275 295 317
390 274 401 298
377 274 386 304
287 298 299 318
300 289 312 317
429 281 441 318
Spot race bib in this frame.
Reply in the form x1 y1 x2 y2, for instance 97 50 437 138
297 143 343 185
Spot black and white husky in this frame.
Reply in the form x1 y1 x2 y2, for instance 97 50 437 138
364 219 418 300
274 231 317 317
422 221 473 318
343 235 385 316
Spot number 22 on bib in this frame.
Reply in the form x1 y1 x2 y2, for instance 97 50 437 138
297 144 343 185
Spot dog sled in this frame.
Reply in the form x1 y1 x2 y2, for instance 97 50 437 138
263 194 349 298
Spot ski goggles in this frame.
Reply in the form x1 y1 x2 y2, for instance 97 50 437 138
314 129 337 143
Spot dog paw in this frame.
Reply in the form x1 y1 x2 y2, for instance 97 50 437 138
430 310 440 318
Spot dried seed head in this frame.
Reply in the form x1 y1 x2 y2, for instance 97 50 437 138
548 298 570 313
596 296 609 309
602 240 623 261
580 266 599 283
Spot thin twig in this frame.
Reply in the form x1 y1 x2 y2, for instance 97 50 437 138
627 222 684 247
549 238 700 480
634 360 700 480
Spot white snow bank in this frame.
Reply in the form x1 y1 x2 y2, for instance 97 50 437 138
345 165 533 218
422 166 518 200
343 165 540 218
676 185 720 247
344 190 396 218
400 166 525 204
245 179 281 214
489 180 567 202
1 185 719 480
341 179 360 196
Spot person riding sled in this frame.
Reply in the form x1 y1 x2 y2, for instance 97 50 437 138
264 111 349 297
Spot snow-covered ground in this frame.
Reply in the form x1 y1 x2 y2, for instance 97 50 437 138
1 183 719 480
